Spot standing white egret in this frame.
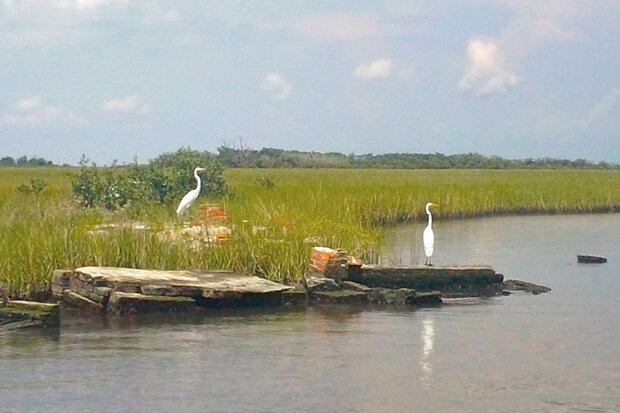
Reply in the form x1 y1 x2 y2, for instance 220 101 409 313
423 202 438 266
176 167 206 216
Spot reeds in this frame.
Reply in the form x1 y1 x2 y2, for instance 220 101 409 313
1 167 618 297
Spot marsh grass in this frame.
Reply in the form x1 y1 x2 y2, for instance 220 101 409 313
1 167 618 297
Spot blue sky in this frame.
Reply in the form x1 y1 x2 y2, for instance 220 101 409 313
1 0 619 164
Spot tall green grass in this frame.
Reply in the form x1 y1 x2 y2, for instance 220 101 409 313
1 167 618 297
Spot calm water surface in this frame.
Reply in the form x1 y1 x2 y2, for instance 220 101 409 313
1 214 619 412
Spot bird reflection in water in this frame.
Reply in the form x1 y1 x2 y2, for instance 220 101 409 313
419 317 435 385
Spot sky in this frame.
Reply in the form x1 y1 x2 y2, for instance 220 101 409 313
1 0 620 164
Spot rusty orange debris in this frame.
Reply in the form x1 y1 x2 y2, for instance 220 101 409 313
194 203 227 225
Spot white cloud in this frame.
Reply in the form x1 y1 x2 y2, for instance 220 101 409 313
8 0 126 11
197 7 410 43
579 88 620 126
141 5 181 26
15 96 42 111
74 0 125 10
458 38 517 95
295 13 383 42
101 96 151 115
261 73 293 100
500 17 575 60
2 96 86 127
353 58 394 80
457 1 582 96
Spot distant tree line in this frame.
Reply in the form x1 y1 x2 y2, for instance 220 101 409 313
215 146 619 169
0 155 54 167
2 147 618 169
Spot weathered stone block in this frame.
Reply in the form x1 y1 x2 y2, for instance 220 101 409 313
141 284 202 297
69 277 95 293
368 288 417 305
311 290 368 304
52 269 73 286
113 282 142 293
107 291 196 315
141 284 178 296
281 290 307 306
51 283 66 301
302 275 340 292
341 281 370 292
6 300 59 314
1 301 60 328
410 291 442 306
502 279 551 295
201 289 243 300
577 254 607 264
63 291 104 312
351 265 503 295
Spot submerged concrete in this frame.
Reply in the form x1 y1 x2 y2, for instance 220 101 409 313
348 264 503 295
0 300 60 330
577 254 607 264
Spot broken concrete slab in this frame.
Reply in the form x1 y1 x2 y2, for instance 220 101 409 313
341 281 371 292
502 279 551 295
577 254 607 264
368 288 417 305
75 267 293 295
349 265 503 294
281 289 308 306
411 291 443 306
302 274 340 292
63 290 105 312
58 267 294 314
310 290 368 304
107 292 196 315
0 300 60 329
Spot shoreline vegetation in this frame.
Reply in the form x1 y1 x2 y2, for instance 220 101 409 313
1 161 619 299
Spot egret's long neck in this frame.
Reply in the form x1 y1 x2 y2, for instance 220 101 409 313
194 169 202 191
426 205 432 228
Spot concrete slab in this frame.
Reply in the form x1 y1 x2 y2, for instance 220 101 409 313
75 267 294 294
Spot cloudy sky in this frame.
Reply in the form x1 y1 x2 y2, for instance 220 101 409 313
2 0 619 164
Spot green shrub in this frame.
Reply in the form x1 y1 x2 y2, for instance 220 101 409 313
16 178 47 194
72 148 228 209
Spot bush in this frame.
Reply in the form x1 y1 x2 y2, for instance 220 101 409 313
254 176 275 188
16 178 48 194
72 148 228 210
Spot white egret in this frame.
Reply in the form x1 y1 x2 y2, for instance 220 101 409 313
423 202 438 266
176 167 206 216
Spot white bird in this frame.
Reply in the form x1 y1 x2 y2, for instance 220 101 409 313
176 167 206 216
423 202 438 266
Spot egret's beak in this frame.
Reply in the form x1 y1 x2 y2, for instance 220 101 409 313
432 203 439 207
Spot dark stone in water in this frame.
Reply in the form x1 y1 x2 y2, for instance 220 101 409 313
411 291 443 306
311 290 368 304
0 300 60 329
502 280 551 295
341 281 371 292
577 255 607 264
303 275 341 292
281 289 308 306
368 288 417 305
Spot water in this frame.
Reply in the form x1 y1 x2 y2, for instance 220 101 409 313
1 214 619 412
